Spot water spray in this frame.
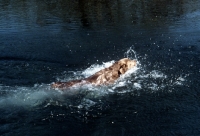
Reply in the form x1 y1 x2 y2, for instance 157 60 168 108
124 46 138 60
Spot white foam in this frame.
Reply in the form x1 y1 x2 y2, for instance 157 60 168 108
0 84 61 108
133 83 142 89
149 70 167 79
77 98 96 109
174 76 185 86
0 48 187 109
81 61 115 77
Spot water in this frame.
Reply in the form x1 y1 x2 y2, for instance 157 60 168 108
0 0 200 136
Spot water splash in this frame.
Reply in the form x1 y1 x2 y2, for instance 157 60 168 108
81 61 115 77
0 48 186 109
124 46 138 60
0 84 63 108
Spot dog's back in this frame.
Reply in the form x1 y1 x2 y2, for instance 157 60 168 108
85 61 121 85
51 58 137 89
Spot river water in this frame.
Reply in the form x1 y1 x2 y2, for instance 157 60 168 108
0 0 200 136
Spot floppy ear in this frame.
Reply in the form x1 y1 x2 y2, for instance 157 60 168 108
119 67 125 74
119 64 128 74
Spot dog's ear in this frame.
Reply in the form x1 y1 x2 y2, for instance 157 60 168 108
117 59 128 75
119 64 128 74
119 67 125 74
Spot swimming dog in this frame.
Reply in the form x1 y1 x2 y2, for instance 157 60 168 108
51 58 137 90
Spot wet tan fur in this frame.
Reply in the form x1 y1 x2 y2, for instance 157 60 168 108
51 58 137 89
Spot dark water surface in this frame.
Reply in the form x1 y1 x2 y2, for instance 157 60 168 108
0 0 200 136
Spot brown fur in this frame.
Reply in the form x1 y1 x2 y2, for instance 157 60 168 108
51 58 137 90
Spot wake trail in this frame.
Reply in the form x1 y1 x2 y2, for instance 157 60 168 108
0 47 186 109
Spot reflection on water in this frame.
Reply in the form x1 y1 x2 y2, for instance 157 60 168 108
0 0 199 70
0 0 199 32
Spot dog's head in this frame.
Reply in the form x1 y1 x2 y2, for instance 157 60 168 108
118 58 137 74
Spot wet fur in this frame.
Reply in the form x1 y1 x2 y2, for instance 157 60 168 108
52 58 137 90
